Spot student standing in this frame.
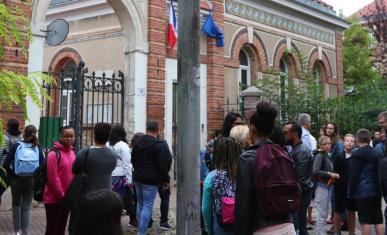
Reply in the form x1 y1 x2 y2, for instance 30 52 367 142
108 126 136 226
235 102 295 235
69 123 117 234
3 125 44 235
202 137 242 235
332 134 356 235
131 120 171 235
348 129 384 235
313 136 339 235
44 126 76 235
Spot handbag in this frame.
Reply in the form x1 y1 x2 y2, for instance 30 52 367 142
0 166 10 197
62 147 90 210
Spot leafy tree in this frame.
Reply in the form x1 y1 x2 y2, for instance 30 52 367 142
0 3 52 145
361 0 387 77
343 19 380 85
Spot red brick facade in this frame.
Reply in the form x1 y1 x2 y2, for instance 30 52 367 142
147 0 167 134
0 0 32 129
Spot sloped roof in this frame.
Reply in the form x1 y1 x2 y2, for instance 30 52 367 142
355 0 387 17
312 0 334 10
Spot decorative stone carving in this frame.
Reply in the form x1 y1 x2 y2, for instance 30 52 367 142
224 0 335 44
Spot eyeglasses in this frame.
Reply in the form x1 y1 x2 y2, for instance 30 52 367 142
320 143 331 145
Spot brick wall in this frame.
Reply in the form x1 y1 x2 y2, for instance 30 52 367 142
206 0 225 133
0 0 32 129
147 0 167 134
335 31 344 96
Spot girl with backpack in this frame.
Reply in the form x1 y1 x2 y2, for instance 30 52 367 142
44 126 76 235
3 125 44 235
0 119 22 206
202 137 242 235
235 102 296 235
108 126 137 227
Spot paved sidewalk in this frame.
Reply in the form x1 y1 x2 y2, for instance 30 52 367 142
0 183 178 235
0 205 176 235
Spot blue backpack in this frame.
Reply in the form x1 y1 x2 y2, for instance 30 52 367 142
14 142 40 177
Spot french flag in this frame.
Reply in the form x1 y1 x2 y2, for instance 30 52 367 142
167 0 177 49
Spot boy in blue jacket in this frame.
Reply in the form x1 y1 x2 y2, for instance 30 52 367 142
348 129 384 235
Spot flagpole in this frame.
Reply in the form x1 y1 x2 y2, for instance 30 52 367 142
176 0 201 233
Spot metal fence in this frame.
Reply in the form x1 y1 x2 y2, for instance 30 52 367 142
40 61 125 152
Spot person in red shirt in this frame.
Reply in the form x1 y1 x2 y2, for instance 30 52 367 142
43 126 76 235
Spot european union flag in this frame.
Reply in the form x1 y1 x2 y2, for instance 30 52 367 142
201 7 224 47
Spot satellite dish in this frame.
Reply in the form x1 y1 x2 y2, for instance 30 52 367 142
44 19 69 46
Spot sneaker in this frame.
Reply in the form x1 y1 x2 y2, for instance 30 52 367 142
159 222 172 231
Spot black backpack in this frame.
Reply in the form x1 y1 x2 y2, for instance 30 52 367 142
33 149 61 202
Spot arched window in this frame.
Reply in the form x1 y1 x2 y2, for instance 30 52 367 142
312 61 326 82
279 58 290 122
239 49 250 87
60 59 77 126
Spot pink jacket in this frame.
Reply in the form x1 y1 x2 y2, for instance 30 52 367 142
43 142 75 204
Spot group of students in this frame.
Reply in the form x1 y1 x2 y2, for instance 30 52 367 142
200 103 387 235
0 119 172 235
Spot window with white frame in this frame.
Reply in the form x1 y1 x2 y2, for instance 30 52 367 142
239 49 251 87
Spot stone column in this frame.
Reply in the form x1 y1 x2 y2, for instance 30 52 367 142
240 86 263 120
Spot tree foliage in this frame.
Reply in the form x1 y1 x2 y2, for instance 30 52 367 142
254 39 387 136
0 3 53 145
343 19 380 85
361 0 387 77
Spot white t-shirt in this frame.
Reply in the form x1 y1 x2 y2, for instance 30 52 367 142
107 141 133 183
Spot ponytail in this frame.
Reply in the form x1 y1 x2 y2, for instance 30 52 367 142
23 125 39 147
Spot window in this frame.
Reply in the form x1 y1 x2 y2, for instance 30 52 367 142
61 80 73 126
279 58 289 122
313 62 325 83
86 104 113 124
60 60 77 126
239 49 250 87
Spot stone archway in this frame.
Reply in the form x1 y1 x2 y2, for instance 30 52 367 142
273 39 303 79
230 28 268 72
308 48 333 83
27 0 148 135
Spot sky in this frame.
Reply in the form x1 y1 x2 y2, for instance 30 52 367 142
322 0 374 16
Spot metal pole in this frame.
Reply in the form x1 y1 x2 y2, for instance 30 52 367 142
73 61 84 152
176 0 201 233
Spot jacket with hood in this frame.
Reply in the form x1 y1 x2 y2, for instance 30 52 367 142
43 142 76 204
131 135 171 186
235 140 291 235
348 145 381 199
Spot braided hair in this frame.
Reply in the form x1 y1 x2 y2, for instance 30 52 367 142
213 137 242 182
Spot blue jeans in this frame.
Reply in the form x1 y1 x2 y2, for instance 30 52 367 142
134 182 158 235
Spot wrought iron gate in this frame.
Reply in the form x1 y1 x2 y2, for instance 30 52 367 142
40 61 125 152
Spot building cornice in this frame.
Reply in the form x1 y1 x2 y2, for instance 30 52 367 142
269 0 350 30
46 0 113 21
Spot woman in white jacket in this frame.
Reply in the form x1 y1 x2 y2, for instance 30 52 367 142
108 126 137 227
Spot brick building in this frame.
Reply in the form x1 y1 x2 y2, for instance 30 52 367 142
19 0 350 151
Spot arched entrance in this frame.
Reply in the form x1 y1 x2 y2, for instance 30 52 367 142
27 0 148 136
